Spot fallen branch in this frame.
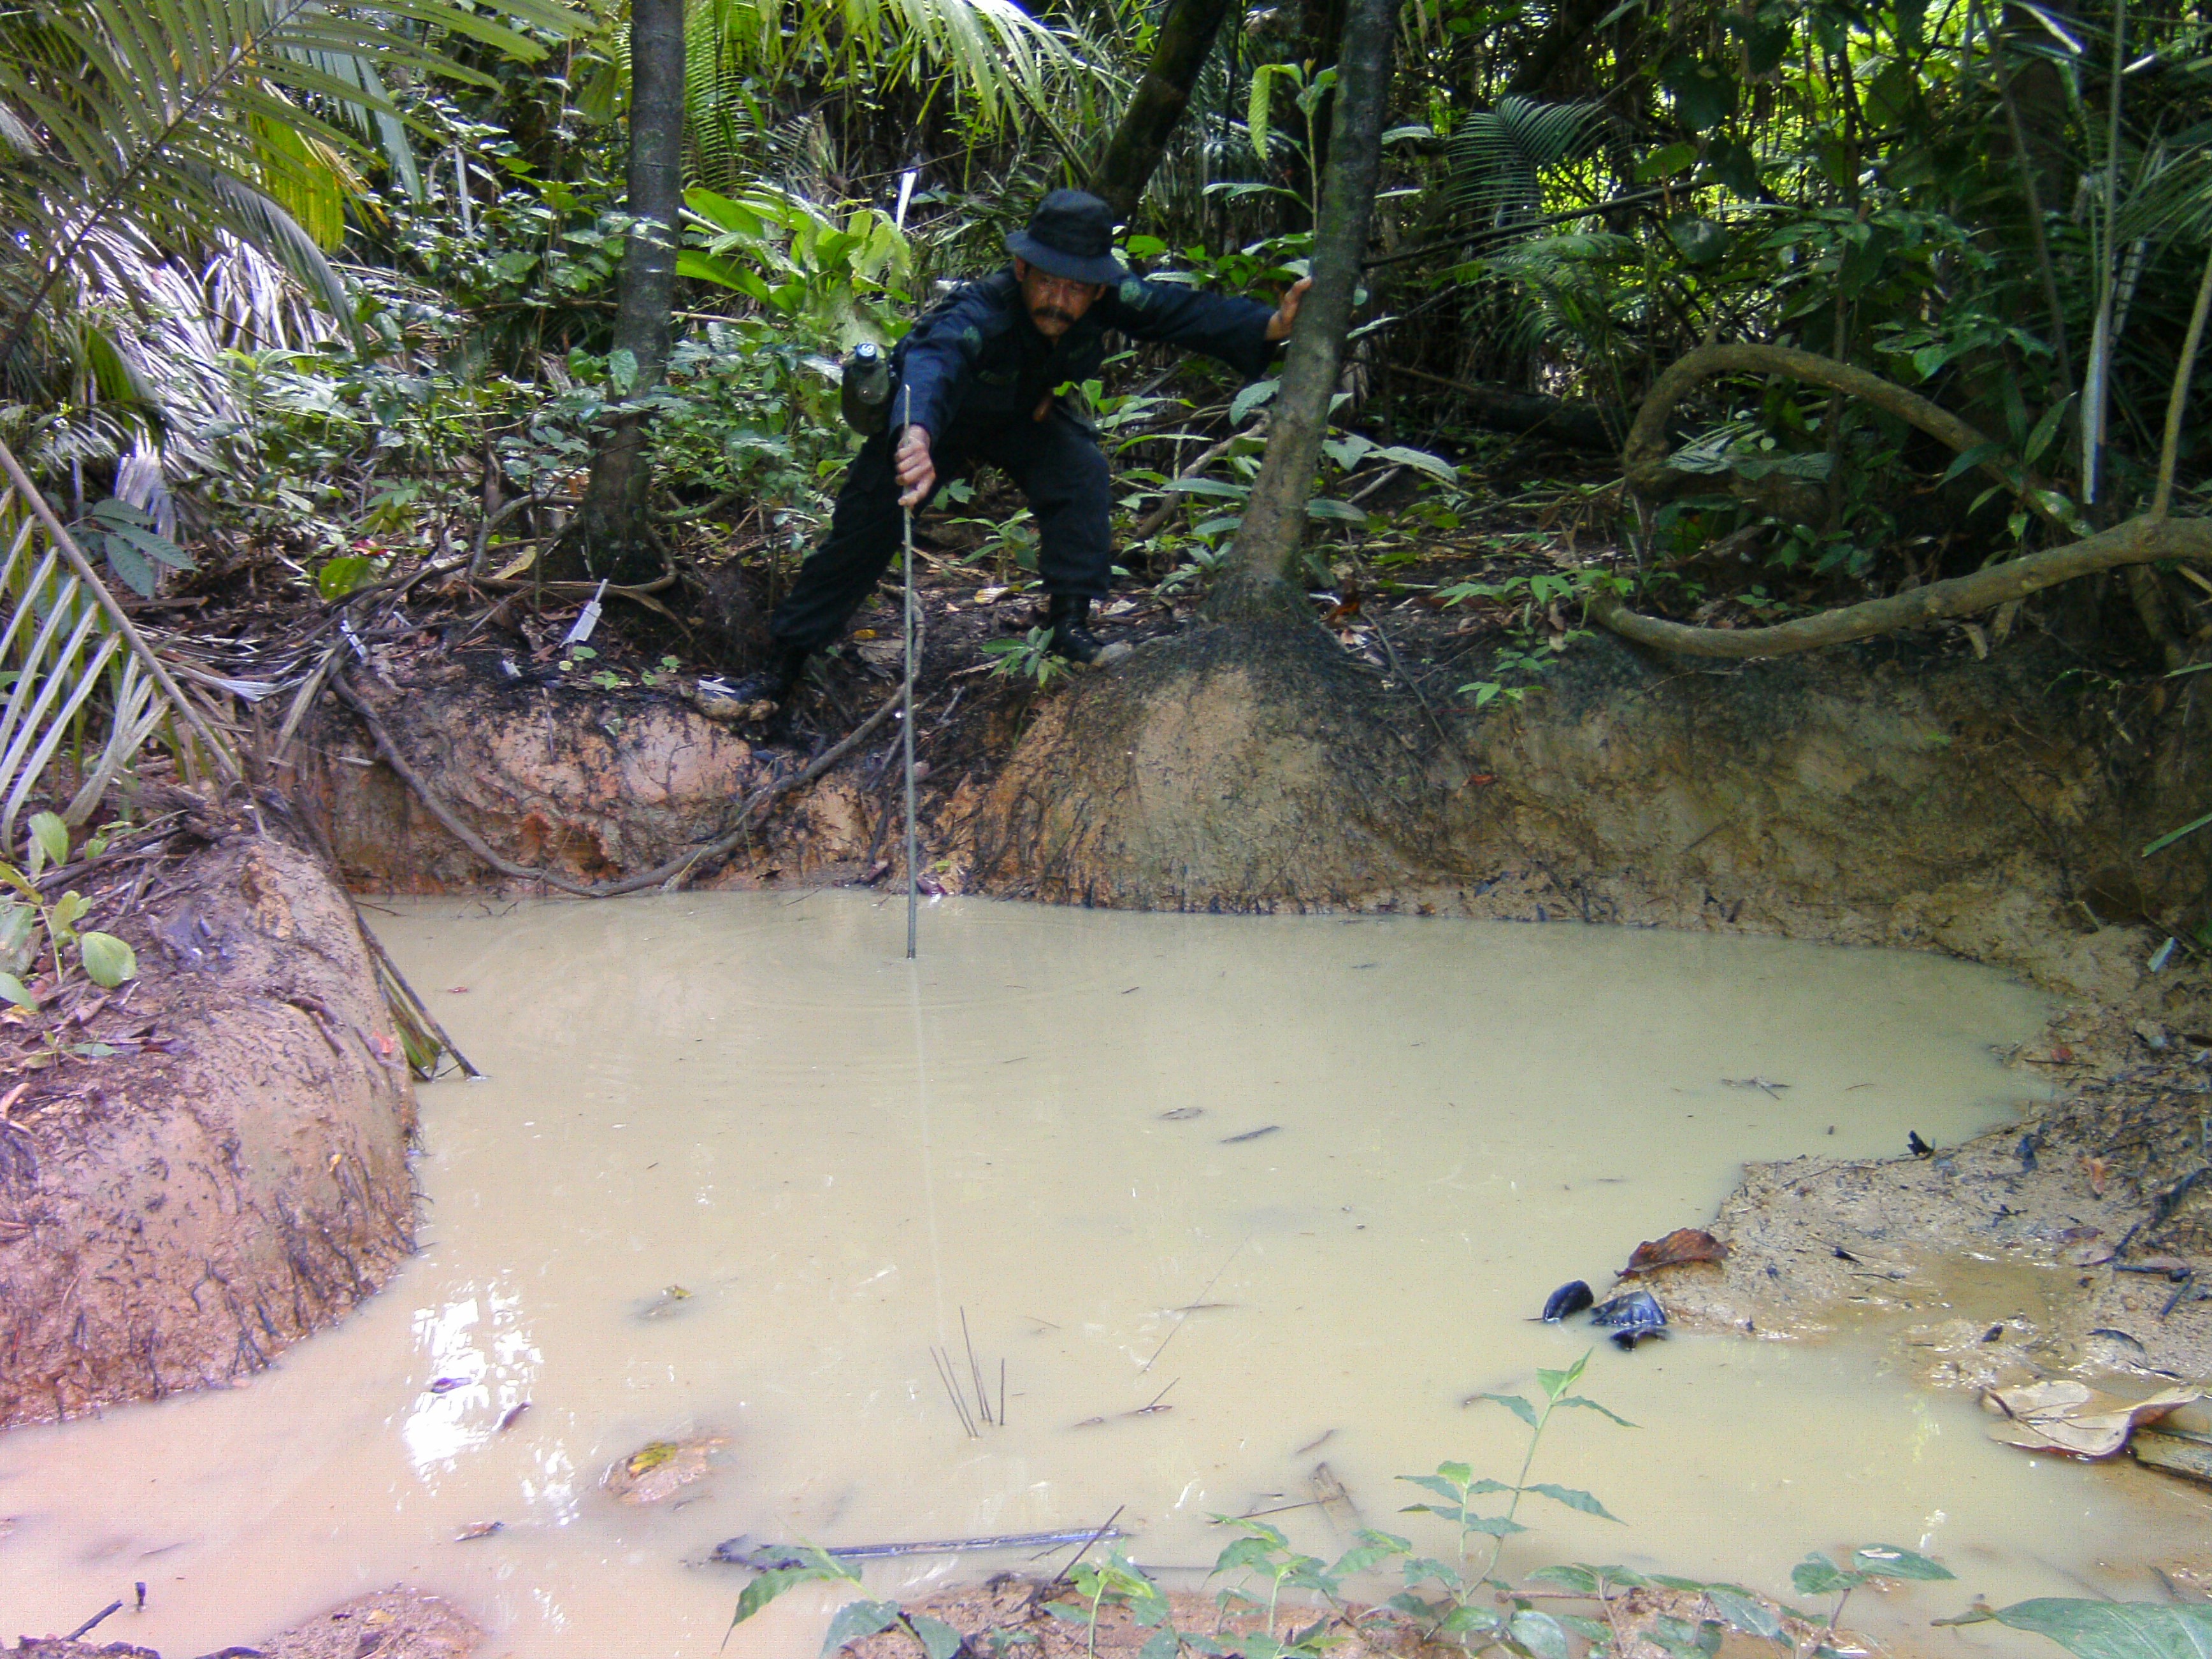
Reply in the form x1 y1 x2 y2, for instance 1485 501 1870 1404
333 670 900 897
1390 363 1625 452
1592 514 2212 658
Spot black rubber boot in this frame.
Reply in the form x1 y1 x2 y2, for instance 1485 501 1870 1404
1045 594 1131 667
726 643 810 711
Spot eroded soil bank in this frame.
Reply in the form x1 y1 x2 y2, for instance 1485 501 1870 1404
299 609 2212 1391
0 800 417 1428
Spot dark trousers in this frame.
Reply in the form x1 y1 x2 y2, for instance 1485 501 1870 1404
767 410 1114 653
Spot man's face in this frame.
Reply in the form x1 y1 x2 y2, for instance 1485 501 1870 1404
1014 257 1103 340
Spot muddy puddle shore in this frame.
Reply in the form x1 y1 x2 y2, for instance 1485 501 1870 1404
4 894 2205 1658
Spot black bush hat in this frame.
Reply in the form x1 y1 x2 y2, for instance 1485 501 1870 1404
1005 189 1127 285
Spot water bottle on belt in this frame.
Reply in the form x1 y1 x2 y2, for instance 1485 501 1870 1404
840 342 894 435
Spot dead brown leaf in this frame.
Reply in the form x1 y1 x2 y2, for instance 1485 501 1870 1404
1621 1228 1727 1277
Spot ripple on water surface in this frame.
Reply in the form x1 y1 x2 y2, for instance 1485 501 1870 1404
0 894 2199 1659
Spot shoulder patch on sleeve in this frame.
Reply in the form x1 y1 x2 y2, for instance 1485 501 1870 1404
1117 278 1152 311
961 325 982 348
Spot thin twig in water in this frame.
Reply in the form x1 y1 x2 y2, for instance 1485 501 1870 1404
962 1307 992 1426
1038 1505 1126 1593
1141 1240 1246 1374
930 1346 979 1437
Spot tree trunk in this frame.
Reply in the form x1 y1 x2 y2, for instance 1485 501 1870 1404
1502 0 1615 98
551 0 686 582
1091 0 1239 223
1214 0 1393 607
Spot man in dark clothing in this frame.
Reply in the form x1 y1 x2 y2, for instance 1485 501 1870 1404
730 189 1308 715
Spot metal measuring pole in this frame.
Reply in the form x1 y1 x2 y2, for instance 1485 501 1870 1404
902 385 919 961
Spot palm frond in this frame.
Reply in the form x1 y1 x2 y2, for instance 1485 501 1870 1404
0 0 578 364
1444 96 1612 236
0 451 233 846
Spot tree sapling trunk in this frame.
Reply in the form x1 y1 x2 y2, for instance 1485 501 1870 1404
552 0 686 582
1212 0 1393 620
1091 0 1239 224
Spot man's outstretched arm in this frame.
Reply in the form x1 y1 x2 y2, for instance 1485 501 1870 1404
1105 275 1313 379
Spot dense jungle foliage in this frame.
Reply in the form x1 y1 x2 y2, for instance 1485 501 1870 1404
2 0 2210 720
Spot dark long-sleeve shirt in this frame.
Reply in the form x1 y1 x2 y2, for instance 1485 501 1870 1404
891 266 1278 441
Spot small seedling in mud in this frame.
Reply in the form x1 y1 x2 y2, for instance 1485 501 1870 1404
1791 1544 1953 1642
0 812 137 1010
982 628 1072 691
717 1358 1983 1659
720 1542 965 1659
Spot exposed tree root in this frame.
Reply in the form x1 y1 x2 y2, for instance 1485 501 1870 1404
1620 342 2053 515
1601 341 2209 658
332 669 900 895
1593 514 2212 658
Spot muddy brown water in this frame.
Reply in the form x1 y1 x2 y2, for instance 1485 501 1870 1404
3 895 2202 1656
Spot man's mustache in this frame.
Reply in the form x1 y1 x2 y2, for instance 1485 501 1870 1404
1033 306 1077 326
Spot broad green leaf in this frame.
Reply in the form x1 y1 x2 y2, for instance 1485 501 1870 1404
821 1598 903 1655
1636 140 1698 180
1851 1545 1953 1583
908 1615 965 1659
1138 1630 1179 1659
1510 1610 1570 1659
1792 1555 1856 1598
1557 1396 1638 1427
1978 1600 2212 1659
1706 1589 1785 1640
1461 1514 1528 1537
1526 1565 1601 1595
49 891 88 931
732 1563 838 1629
0 902 34 972
77 931 136 988
0 970 37 1010
317 555 376 600
1231 378 1278 425
1472 1392 1540 1428
29 812 66 870
1667 217 1730 266
1526 1483 1622 1522
2022 396 2076 467
1166 477 1251 498
1213 1535 1281 1576
608 348 639 394
1372 444 1459 483
1660 57 1736 131
1305 498 1370 524
1939 440 2008 484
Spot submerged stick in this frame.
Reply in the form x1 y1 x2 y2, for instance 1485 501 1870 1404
903 384 919 961
713 1524 1127 1569
66 1602 124 1642
930 1345 979 1437
355 919 482 1079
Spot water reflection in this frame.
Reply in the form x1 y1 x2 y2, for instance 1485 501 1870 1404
403 1279 542 1481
